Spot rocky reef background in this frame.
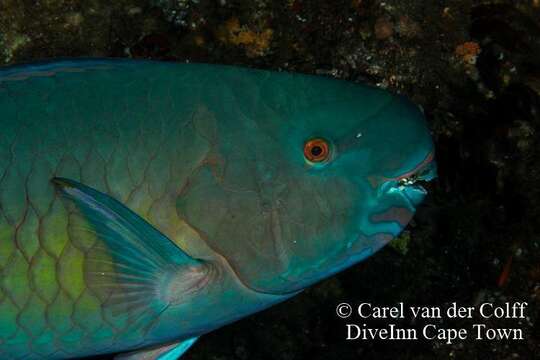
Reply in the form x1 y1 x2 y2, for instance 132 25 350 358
0 0 539 359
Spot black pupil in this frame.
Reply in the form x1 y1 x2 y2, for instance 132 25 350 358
311 145 323 157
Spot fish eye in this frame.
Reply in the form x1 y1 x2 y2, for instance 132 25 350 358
304 138 330 163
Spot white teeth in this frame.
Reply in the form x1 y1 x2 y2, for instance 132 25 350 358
399 177 417 186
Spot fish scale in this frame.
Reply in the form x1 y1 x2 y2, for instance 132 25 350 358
0 59 436 359
0 61 211 358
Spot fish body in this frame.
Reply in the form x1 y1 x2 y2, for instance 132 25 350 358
0 59 436 359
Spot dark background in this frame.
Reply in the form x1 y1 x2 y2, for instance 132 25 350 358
1 0 538 359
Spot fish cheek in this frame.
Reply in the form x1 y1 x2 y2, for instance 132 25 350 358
176 159 363 294
176 167 229 240
176 164 288 288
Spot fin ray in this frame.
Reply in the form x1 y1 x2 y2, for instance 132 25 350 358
115 337 198 360
53 177 210 329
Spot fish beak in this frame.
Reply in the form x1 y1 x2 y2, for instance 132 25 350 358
378 159 437 211
399 160 437 208
417 160 437 182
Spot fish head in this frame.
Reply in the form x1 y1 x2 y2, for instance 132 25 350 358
177 72 436 296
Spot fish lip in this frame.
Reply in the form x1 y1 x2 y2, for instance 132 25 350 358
395 159 436 205
391 185 414 210
380 177 430 211
375 157 436 218
401 183 427 210
409 183 427 195
416 159 438 182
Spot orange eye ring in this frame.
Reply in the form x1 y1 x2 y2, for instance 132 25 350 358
304 138 330 163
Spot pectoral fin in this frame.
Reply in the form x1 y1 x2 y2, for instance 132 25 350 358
52 178 211 328
115 337 198 360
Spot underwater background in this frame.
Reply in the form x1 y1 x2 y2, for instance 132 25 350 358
0 0 538 359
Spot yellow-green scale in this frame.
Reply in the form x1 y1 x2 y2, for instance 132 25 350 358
0 61 211 358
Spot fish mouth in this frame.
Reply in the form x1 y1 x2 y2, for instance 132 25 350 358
379 159 437 210
399 156 437 184
400 183 428 209
397 159 437 207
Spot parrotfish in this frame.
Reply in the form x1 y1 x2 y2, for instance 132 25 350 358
0 59 436 359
